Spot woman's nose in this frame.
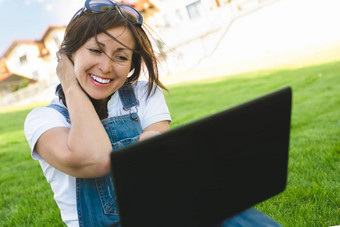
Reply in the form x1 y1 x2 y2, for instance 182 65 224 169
98 56 113 74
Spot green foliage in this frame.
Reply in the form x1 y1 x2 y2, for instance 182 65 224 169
9 78 31 92
0 61 339 226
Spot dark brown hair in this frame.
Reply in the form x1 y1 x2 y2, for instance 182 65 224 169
58 8 168 118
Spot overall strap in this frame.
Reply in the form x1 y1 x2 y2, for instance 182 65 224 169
47 104 70 124
48 83 139 122
118 82 139 120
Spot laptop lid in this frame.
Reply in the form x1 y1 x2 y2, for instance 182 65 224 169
111 86 292 227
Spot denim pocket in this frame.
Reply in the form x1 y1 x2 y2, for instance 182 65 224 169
95 174 119 215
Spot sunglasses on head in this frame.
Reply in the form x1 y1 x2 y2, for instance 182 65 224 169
76 0 143 25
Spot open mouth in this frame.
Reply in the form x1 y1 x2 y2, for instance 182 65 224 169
89 74 112 84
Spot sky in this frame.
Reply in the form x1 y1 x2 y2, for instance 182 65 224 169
0 0 85 55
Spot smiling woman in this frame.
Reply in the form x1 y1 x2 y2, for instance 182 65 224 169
70 27 136 100
23 1 283 227
24 0 171 226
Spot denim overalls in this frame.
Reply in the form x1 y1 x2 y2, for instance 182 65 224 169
49 83 141 227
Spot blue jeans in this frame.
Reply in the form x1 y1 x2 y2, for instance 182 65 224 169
111 208 280 227
216 208 281 227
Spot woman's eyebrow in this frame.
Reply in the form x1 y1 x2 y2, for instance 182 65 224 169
116 47 133 52
93 39 133 51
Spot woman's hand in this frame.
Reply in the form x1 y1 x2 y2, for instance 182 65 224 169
56 51 80 91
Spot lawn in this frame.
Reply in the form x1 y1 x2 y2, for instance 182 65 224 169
0 59 339 226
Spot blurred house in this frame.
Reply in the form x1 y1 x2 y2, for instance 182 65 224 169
0 26 65 85
0 26 65 106
1 40 49 82
121 0 269 74
0 60 35 96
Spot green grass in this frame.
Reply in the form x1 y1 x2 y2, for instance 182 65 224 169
0 104 65 226
0 61 339 226
165 62 340 226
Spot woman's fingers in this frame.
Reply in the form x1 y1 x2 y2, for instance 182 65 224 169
56 51 78 88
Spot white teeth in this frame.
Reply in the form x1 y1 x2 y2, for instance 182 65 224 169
90 74 111 84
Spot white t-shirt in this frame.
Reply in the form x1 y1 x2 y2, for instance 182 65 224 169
24 81 171 226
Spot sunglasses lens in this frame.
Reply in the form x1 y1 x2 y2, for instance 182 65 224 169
87 0 114 12
119 5 143 25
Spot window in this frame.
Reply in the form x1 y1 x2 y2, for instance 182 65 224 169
186 0 202 20
175 9 183 21
19 55 27 65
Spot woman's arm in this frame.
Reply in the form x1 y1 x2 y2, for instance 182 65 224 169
35 53 112 178
139 120 170 141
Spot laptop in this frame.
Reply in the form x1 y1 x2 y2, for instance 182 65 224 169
110 86 292 227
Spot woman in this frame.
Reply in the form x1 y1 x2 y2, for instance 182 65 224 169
25 0 171 226
25 1 281 226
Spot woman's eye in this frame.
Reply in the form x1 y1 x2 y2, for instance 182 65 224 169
116 55 128 61
118 56 128 61
89 48 102 54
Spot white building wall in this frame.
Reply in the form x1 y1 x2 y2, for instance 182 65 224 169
146 0 265 75
44 29 64 59
6 44 49 82
43 29 65 85
146 0 235 74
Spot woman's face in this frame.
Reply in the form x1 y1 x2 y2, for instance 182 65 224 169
72 26 135 100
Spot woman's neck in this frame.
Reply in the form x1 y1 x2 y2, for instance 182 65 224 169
57 85 111 120
90 96 110 120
